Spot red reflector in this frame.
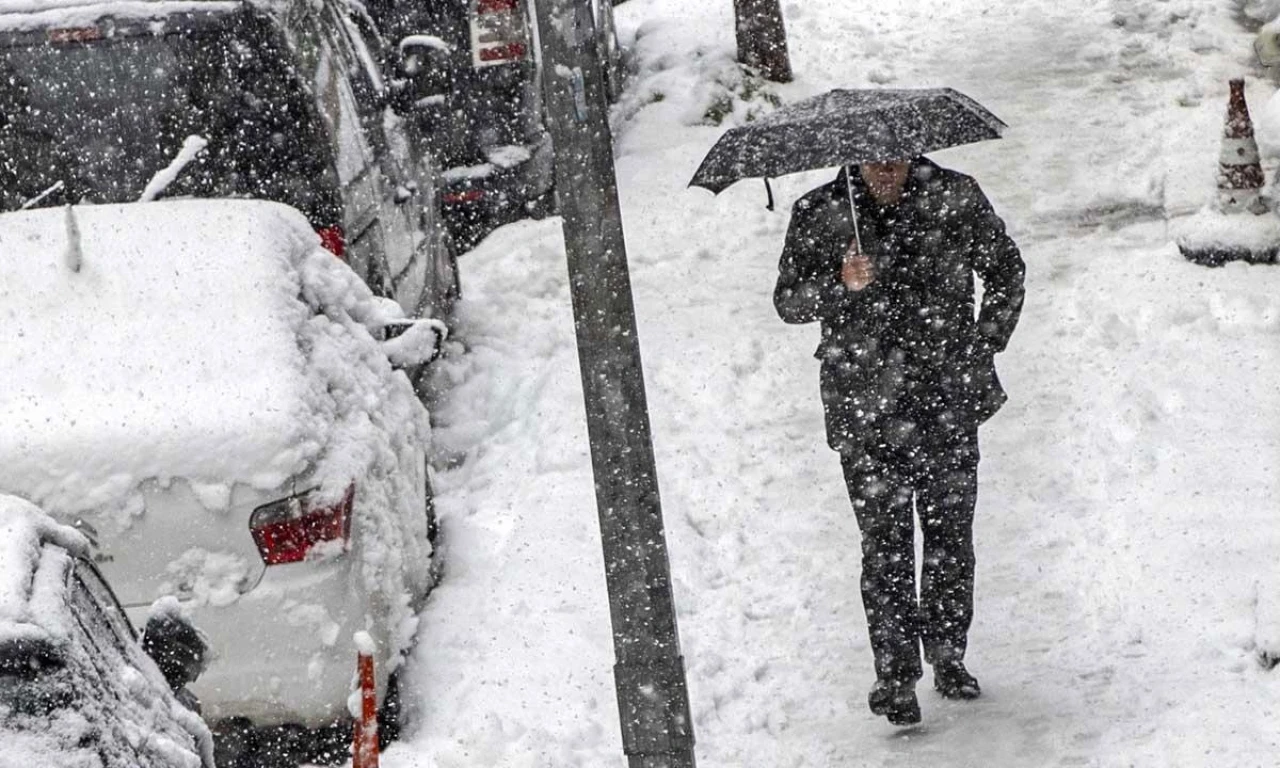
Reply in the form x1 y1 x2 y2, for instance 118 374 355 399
318 225 346 261
250 486 354 566
48 27 103 43
478 42 526 62
444 189 485 204
476 0 518 13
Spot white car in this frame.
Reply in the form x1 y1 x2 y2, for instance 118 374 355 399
0 201 441 751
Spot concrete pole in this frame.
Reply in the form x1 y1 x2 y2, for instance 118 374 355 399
531 1 697 766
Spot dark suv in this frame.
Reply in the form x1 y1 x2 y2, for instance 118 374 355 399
0 0 459 323
369 0 623 249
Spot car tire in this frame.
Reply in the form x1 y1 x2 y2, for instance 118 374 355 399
439 226 462 309
424 467 444 588
377 670 404 749
524 188 557 220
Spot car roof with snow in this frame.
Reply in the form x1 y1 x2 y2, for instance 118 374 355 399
0 199 428 518
0 0 246 33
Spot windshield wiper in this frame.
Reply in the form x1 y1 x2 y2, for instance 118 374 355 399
139 135 208 202
20 180 65 210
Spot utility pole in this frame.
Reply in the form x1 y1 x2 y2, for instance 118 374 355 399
531 1 697 767
733 0 793 83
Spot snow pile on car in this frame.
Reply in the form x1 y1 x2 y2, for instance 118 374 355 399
0 494 213 768
294 220 438 637
0 0 240 33
0 495 88 641
0 201 315 514
0 199 434 649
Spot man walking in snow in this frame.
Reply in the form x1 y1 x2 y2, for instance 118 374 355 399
774 157 1024 725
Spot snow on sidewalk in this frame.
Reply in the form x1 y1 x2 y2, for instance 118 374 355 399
393 0 1280 765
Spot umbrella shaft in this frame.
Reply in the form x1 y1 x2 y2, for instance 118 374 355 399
845 167 863 254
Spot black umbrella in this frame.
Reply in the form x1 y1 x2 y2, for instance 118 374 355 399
689 87 1005 253
689 87 1006 194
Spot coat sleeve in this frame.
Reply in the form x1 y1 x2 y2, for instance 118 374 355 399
959 179 1025 354
774 196 881 325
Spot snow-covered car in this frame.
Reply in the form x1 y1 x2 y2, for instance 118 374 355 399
0 0 459 326
0 494 216 768
0 200 441 754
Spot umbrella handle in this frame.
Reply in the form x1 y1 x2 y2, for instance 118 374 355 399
764 177 775 211
845 167 864 254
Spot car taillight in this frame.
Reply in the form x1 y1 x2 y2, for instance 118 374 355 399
249 485 354 566
318 226 346 260
478 42 527 63
472 0 528 66
443 189 485 204
48 27 103 43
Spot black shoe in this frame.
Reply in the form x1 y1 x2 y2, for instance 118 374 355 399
933 661 981 700
868 680 921 725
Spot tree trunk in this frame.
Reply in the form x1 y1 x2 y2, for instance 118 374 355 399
734 0 793 83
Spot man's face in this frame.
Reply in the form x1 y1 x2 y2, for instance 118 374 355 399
860 160 911 203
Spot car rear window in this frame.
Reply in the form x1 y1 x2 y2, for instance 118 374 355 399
0 11 342 227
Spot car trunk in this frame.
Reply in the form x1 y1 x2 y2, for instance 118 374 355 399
97 482 297 609
0 200 328 608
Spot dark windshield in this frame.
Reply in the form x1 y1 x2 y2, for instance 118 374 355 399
0 636 71 716
0 12 341 226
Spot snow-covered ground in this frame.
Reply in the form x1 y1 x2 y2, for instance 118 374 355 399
390 0 1280 765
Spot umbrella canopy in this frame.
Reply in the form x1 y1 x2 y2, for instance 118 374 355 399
689 87 1006 193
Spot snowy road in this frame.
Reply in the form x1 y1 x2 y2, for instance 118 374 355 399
394 0 1280 765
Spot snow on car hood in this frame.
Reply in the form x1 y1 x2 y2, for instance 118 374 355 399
0 201 318 517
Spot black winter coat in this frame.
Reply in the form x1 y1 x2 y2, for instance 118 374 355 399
774 158 1025 457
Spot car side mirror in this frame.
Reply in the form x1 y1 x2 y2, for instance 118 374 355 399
391 36 454 116
382 318 447 368
141 600 209 692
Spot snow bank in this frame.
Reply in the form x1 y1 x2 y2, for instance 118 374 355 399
1174 206 1280 260
612 6 784 144
1255 89 1280 160
1239 0 1280 24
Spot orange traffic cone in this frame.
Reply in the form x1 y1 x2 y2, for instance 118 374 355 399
1217 78 1267 213
352 640 379 768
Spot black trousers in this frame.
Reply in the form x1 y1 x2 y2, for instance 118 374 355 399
840 426 979 684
